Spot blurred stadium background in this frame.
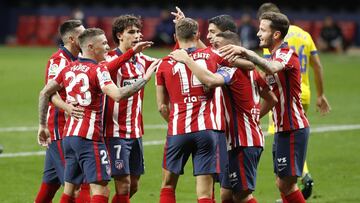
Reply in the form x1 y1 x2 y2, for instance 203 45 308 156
0 0 360 202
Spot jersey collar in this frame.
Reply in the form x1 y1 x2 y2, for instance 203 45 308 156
184 47 197 54
60 46 77 61
78 57 98 64
116 47 136 64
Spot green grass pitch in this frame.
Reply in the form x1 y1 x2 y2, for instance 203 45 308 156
0 46 359 202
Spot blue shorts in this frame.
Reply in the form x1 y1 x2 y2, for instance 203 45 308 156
42 140 65 185
214 133 229 182
105 137 144 177
272 127 310 178
163 130 225 176
63 137 111 185
221 147 263 192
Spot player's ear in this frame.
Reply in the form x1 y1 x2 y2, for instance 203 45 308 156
273 30 281 40
195 31 200 40
117 32 123 42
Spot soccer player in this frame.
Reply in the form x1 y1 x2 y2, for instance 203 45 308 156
103 14 157 203
258 3 331 199
220 12 310 203
34 19 92 203
38 28 159 203
156 18 228 203
170 31 277 203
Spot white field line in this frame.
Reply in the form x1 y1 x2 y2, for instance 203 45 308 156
0 124 359 158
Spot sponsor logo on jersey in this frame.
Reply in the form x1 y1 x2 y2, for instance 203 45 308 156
122 78 140 87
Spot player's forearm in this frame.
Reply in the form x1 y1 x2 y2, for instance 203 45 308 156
245 50 280 74
231 58 255 70
39 90 51 127
106 49 135 74
311 56 325 97
117 78 147 100
50 93 70 113
184 57 222 88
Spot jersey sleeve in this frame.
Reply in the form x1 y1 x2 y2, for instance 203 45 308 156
274 48 295 70
216 66 237 85
254 70 269 90
155 61 167 86
96 65 113 88
105 48 134 75
141 53 157 70
53 67 66 86
47 56 68 83
308 34 318 56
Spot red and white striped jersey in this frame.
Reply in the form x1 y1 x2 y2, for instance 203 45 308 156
156 47 227 136
54 58 113 141
267 43 309 132
45 46 77 141
218 67 268 148
103 48 156 138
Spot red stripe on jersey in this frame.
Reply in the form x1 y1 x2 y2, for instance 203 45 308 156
93 142 102 181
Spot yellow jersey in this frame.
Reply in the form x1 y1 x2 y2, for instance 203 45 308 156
263 25 318 104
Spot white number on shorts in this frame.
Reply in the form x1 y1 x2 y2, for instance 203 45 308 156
100 150 109 164
114 145 122 160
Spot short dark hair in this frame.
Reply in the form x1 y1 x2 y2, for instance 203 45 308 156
216 31 240 45
257 3 281 19
112 15 142 44
59 19 82 38
175 18 198 41
78 28 105 47
260 12 289 39
208 15 237 33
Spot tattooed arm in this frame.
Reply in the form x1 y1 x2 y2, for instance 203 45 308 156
38 80 62 146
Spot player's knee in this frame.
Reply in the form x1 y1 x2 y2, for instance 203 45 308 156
90 181 110 196
233 189 253 202
220 188 232 201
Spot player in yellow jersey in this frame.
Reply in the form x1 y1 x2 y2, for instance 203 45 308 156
258 3 331 200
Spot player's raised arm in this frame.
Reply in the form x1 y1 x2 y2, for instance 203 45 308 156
170 49 225 88
219 44 282 74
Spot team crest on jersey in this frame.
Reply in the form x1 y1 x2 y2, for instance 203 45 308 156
135 62 145 73
48 63 59 76
115 160 124 170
